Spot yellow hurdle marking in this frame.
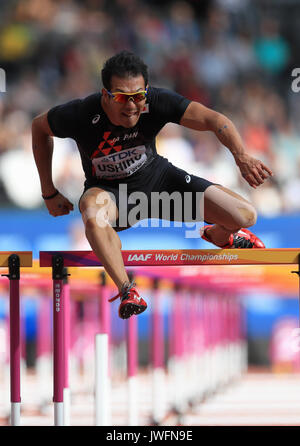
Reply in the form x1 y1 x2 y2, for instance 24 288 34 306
0 252 33 268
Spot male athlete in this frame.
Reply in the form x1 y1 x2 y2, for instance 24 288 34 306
32 51 273 319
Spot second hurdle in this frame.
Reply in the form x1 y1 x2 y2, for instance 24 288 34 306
38 248 300 426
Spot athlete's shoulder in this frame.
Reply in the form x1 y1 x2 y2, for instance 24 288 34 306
47 92 102 138
146 86 191 123
147 86 190 106
48 92 101 118
79 92 102 113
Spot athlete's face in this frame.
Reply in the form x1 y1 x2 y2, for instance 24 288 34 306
102 75 147 128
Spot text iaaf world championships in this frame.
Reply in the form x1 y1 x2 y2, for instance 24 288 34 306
126 253 239 262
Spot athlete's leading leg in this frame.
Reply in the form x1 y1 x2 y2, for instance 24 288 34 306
79 187 147 318
80 187 128 289
203 185 264 248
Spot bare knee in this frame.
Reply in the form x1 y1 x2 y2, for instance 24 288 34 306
82 208 122 250
80 188 118 228
236 204 257 228
205 185 257 229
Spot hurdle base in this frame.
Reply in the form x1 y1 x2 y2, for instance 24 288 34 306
128 376 138 426
95 333 111 426
152 367 166 424
11 402 20 426
63 388 70 426
54 402 64 426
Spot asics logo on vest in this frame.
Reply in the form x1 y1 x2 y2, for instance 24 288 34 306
92 114 101 124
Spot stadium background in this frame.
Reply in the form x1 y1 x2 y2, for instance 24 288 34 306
0 0 300 368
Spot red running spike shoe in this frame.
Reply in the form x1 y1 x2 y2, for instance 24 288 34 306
201 225 265 248
109 282 147 319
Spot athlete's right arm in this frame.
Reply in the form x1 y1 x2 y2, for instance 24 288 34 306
32 112 56 197
32 112 74 216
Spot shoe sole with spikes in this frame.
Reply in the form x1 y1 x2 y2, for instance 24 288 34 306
119 300 147 319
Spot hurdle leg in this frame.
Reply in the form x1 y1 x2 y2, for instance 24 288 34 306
95 333 109 425
151 278 165 425
172 286 185 414
8 254 21 426
52 254 65 426
127 315 138 426
95 271 111 426
63 269 71 426
36 294 52 406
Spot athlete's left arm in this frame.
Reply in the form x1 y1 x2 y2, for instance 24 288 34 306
180 101 273 189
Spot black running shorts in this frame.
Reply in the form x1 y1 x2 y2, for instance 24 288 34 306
79 155 215 231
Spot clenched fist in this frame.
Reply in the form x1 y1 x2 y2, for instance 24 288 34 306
44 192 74 217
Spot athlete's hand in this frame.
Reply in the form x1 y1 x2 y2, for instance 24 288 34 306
235 154 273 189
44 192 74 217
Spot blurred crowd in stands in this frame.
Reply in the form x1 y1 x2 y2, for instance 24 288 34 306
0 0 299 216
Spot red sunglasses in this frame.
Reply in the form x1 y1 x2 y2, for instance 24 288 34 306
106 88 148 103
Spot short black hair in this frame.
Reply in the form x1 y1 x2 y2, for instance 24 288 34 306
101 50 148 90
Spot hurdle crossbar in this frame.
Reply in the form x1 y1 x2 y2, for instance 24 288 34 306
0 251 32 268
0 252 33 426
40 249 300 267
